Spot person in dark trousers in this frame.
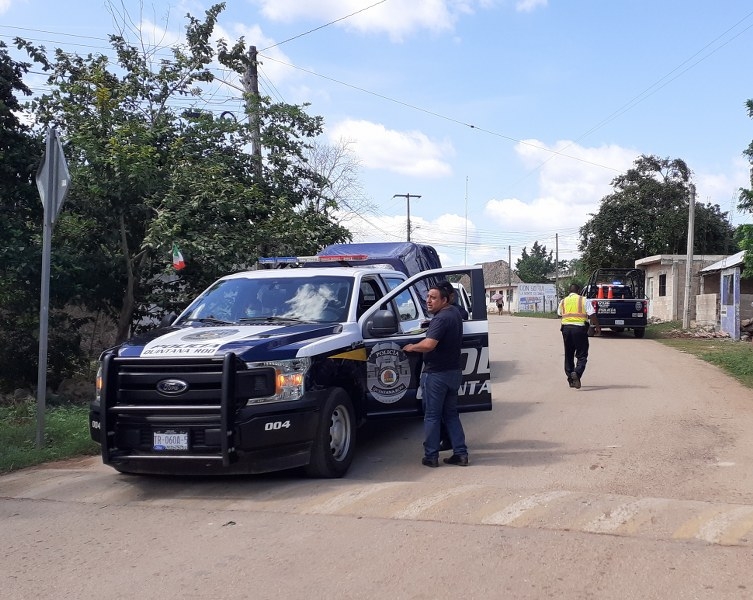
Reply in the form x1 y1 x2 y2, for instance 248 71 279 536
557 283 601 389
437 281 467 450
404 284 468 467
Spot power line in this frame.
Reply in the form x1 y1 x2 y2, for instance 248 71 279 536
257 53 622 173
504 9 753 190
259 0 389 52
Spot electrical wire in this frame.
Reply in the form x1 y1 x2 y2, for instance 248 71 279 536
259 0 389 52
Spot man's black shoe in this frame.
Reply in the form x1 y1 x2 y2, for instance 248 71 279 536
567 374 576 388
422 457 439 468
570 371 581 389
439 439 452 452
443 454 469 466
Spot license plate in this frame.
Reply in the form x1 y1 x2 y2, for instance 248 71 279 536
614 319 624 325
153 431 188 451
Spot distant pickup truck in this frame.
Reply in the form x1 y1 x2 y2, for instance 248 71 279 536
582 268 648 338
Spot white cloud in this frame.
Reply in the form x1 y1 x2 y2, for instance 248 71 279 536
251 0 478 41
515 0 547 12
339 210 479 265
0 0 11 15
696 157 751 225
485 139 638 234
327 119 454 177
138 19 183 50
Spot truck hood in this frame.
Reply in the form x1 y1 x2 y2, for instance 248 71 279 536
117 323 344 361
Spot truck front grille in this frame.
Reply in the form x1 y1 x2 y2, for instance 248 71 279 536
112 357 275 409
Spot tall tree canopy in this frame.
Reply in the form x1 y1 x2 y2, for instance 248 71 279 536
1 3 357 390
0 42 88 389
16 3 350 345
515 241 563 283
579 155 735 274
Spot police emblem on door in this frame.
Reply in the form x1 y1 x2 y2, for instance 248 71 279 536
367 342 411 403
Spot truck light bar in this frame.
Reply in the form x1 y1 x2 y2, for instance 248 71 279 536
258 254 369 267
317 254 368 262
258 256 298 264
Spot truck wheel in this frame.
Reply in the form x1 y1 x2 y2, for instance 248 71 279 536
305 388 356 478
634 328 645 338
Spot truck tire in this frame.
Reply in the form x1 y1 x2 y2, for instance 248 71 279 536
305 388 356 478
634 328 645 338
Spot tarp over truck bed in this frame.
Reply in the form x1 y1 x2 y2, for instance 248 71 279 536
316 242 442 277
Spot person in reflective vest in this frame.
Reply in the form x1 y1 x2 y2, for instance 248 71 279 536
557 283 601 389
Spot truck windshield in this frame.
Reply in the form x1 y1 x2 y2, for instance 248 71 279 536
176 275 354 325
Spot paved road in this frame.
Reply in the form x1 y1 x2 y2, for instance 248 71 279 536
4 316 753 599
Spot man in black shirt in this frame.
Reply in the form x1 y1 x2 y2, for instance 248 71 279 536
404 284 469 468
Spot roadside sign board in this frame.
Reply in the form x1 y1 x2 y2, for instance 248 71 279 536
36 127 70 224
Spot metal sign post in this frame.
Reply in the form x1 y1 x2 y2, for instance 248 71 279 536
35 127 70 448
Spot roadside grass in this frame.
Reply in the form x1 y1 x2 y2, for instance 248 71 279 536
0 402 99 474
644 320 753 388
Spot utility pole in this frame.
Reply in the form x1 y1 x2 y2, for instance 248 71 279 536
393 193 421 241
464 177 468 265
508 245 512 314
555 233 559 302
242 45 262 181
682 184 696 330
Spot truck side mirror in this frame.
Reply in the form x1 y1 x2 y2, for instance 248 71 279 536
367 309 398 337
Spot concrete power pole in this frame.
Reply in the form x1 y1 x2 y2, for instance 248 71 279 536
508 245 512 314
555 233 559 302
393 193 421 241
682 184 696 330
242 45 262 181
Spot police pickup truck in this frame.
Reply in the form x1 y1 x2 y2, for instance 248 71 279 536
583 268 648 338
90 243 491 478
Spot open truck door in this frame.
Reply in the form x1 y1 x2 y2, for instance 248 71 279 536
360 265 492 418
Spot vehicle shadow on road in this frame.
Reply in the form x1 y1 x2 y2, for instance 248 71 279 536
471 438 565 467
490 359 517 382
578 384 651 392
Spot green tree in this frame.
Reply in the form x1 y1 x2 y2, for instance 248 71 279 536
579 155 735 273
738 99 753 276
0 42 89 391
17 3 350 345
515 241 560 283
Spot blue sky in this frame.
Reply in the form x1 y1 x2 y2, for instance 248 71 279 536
3 0 752 267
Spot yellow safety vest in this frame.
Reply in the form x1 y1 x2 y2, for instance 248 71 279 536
560 294 587 325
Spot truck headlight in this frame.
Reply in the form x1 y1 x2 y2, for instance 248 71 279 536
244 357 310 405
95 364 102 403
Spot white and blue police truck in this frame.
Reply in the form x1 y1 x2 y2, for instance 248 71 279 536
89 243 492 478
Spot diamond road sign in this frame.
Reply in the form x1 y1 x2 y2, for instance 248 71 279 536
36 128 70 224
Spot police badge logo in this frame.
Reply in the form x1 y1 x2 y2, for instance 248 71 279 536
181 329 239 341
367 342 411 404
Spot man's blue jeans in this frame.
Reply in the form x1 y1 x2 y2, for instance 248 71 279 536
421 370 467 459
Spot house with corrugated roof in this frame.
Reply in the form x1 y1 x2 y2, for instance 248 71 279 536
634 254 727 322
697 251 753 338
478 259 523 313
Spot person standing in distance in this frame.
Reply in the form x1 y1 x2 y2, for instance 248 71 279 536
496 294 504 315
557 283 601 389
404 284 468 467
